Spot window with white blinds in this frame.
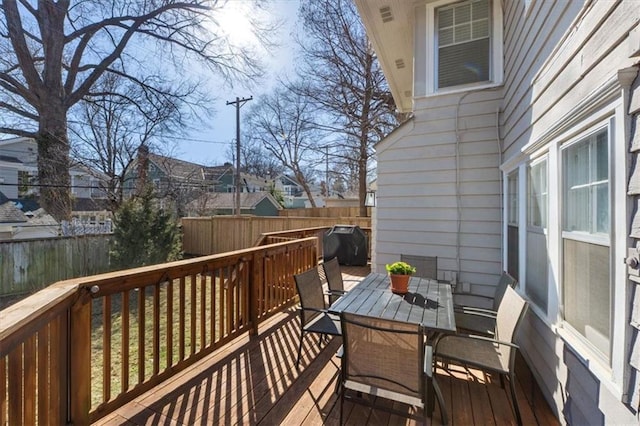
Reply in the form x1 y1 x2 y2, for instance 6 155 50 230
436 0 491 88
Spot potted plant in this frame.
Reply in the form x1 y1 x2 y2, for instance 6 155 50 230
385 261 416 294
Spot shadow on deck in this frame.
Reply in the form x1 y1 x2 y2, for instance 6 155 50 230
94 266 559 426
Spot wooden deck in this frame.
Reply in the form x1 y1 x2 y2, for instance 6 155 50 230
94 266 559 426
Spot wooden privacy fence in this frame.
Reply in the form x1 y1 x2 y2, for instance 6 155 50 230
278 206 370 218
0 238 318 425
182 215 371 256
0 235 111 297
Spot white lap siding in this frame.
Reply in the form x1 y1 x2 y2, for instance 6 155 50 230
374 89 503 296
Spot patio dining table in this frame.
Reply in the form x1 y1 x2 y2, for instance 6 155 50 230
328 272 456 334
328 271 456 418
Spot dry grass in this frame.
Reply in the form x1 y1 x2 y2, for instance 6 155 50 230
89 274 231 408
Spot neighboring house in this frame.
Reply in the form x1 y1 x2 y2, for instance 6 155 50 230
0 201 58 240
186 192 282 217
355 0 639 424
124 152 221 194
124 152 236 210
240 173 275 193
274 174 304 197
0 137 109 213
0 137 38 199
272 174 328 208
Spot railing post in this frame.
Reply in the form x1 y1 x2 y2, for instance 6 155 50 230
250 252 265 336
69 290 92 426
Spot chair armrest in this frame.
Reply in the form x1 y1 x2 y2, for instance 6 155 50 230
453 305 498 318
434 332 520 354
451 292 494 310
297 306 329 314
423 345 434 377
326 289 348 295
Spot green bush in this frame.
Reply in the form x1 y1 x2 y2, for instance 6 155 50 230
110 189 182 269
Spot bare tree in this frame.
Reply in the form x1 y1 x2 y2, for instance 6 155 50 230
295 0 402 216
225 136 284 178
244 87 322 207
69 73 187 210
0 0 267 220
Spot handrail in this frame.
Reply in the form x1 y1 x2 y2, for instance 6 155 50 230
0 237 318 425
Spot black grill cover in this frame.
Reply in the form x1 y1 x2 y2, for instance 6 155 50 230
323 225 367 266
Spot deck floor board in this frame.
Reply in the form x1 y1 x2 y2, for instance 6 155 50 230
93 266 559 426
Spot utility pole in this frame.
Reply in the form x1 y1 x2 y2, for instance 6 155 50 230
325 145 330 197
226 96 253 216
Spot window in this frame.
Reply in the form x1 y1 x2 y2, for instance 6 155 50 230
507 171 519 280
437 0 490 88
563 130 609 235
526 159 548 311
562 127 610 357
507 172 518 226
528 160 547 229
427 0 502 93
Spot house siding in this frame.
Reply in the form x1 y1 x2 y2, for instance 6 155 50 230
375 89 503 292
500 0 639 423
0 166 18 199
253 198 280 217
360 0 638 423
627 70 640 414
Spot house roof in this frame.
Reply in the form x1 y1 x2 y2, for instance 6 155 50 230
353 0 414 112
188 192 282 211
241 173 274 189
146 153 233 183
148 153 206 181
11 198 41 212
0 201 27 223
24 208 58 226
205 165 234 181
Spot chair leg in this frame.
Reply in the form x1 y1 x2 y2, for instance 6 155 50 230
433 376 448 425
296 331 305 367
339 382 345 425
508 372 522 426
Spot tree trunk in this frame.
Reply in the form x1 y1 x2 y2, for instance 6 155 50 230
359 50 374 218
295 170 317 208
37 108 72 221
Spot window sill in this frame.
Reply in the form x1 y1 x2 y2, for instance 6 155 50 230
415 82 503 101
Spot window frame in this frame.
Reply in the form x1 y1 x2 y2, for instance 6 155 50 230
527 156 548 232
425 0 503 95
560 125 611 246
559 121 612 362
507 170 518 226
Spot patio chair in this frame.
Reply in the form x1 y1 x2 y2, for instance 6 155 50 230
434 286 529 425
453 271 518 336
339 312 447 425
294 267 341 367
322 257 347 305
401 254 438 280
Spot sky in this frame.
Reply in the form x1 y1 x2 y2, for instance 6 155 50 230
171 0 301 167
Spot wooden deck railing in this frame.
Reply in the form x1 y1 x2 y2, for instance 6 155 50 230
0 237 318 425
